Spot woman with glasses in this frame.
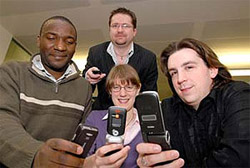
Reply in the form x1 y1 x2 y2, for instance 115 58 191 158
83 64 143 168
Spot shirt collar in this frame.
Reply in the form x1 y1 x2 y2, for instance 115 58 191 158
107 42 134 65
32 54 76 82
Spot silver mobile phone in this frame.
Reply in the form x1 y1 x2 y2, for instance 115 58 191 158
105 106 127 156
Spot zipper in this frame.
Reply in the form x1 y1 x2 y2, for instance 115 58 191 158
55 82 59 93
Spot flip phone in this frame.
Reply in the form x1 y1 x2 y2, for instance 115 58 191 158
135 91 171 151
71 124 98 158
105 106 127 156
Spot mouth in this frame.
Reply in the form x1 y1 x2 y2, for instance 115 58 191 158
51 54 67 59
115 34 125 38
118 98 129 104
180 86 193 92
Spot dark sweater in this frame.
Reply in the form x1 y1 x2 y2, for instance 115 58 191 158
162 81 250 167
0 56 92 168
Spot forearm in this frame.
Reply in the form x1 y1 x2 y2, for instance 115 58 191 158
0 113 43 168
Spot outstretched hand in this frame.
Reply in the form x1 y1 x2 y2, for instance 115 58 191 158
136 143 185 168
85 67 106 84
83 143 130 168
33 138 85 168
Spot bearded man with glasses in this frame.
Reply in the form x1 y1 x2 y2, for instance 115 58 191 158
83 7 158 110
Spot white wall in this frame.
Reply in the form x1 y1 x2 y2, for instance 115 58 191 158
0 24 12 64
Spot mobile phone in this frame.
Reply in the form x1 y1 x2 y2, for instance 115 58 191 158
105 106 127 156
135 91 171 151
71 124 98 158
92 70 102 74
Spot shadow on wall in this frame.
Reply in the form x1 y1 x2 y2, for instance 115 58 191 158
3 39 31 64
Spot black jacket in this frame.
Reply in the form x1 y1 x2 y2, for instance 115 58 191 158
162 81 250 167
83 42 158 110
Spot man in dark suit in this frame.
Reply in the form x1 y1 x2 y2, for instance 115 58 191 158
83 7 158 110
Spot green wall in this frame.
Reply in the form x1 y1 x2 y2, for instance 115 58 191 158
3 39 31 63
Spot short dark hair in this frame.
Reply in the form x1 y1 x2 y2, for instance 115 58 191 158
106 64 141 93
160 38 232 91
39 16 77 39
109 7 137 28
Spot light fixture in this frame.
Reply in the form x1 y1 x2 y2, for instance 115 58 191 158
229 69 250 76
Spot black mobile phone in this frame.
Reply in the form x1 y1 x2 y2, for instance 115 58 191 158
105 106 127 156
135 91 171 151
71 124 98 158
92 70 102 74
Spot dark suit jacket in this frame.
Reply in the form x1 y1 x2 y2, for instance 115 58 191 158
83 41 158 110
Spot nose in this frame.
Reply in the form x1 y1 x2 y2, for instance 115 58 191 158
54 39 66 51
119 87 126 96
177 71 187 84
117 25 124 32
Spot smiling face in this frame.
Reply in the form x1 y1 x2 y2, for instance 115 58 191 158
110 79 140 112
37 19 77 79
168 48 218 110
109 13 137 47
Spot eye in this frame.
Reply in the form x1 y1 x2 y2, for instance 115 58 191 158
185 66 194 71
126 86 133 91
46 35 56 40
66 39 75 45
121 24 132 29
169 71 177 77
110 24 119 28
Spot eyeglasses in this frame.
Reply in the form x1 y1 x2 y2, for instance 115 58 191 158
111 85 136 92
110 23 133 29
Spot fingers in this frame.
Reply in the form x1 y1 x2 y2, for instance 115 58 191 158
50 149 85 168
47 138 83 155
34 138 84 168
138 150 180 167
86 67 106 84
96 143 123 158
136 143 184 168
94 144 130 167
138 157 184 168
136 143 162 154
166 158 185 168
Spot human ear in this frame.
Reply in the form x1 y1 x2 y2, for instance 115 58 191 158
209 67 218 79
136 84 141 95
36 35 41 48
133 28 137 37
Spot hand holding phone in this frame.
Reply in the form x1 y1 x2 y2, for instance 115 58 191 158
92 70 102 75
71 124 98 158
135 91 171 166
135 91 171 150
105 106 127 156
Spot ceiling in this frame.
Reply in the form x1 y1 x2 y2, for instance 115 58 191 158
0 0 249 98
